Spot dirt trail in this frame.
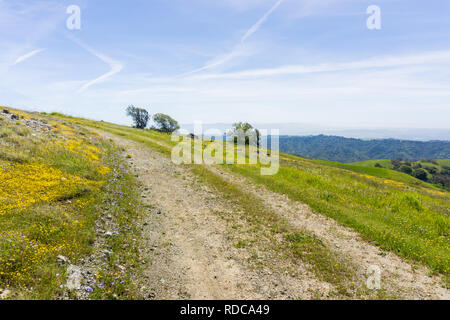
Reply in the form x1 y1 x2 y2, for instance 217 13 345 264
99 131 448 300
208 166 450 300
101 132 332 300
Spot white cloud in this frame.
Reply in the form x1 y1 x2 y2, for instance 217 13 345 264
68 36 124 93
13 48 45 65
182 0 285 76
188 50 450 80
241 0 284 42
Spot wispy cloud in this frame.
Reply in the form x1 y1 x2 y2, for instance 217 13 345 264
181 0 284 76
13 48 45 65
69 36 123 93
241 0 284 43
188 50 450 80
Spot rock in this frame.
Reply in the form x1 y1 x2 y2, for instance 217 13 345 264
66 265 82 290
0 289 12 300
156 209 162 215
105 231 114 238
57 255 69 265
103 250 113 258
2 109 10 114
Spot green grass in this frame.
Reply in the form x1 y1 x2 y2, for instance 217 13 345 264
306 157 438 189
352 159 394 169
51 113 450 284
72 118 363 295
226 160 450 280
192 164 358 296
354 158 450 171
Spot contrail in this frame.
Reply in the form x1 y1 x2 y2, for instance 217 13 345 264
13 49 45 65
241 0 284 43
180 0 284 77
68 36 123 93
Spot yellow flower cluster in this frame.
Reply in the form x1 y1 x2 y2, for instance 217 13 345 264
0 163 86 215
383 179 405 188
0 231 67 283
61 139 101 162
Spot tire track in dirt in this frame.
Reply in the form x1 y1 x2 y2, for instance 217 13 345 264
101 132 333 300
208 165 449 300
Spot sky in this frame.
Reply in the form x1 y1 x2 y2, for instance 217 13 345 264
1 0 450 132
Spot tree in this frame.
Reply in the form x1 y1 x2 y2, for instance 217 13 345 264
126 105 149 129
152 113 180 133
399 165 413 174
230 122 260 147
413 168 428 181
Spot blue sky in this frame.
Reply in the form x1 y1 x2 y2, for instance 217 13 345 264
1 0 450 130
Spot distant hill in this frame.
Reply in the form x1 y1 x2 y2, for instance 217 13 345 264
279 135 450 163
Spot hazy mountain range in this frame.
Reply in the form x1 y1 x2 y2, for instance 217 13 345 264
180 123 450 141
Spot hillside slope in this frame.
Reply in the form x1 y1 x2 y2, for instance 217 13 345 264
353 159 450 190
0 107 143 299
1 107 449 300
75 116 450 299
279 135 450 163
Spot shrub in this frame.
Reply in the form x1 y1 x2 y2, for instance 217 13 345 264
413 168 428 181
399 165 413 174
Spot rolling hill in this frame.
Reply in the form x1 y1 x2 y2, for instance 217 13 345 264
279 135 450 163
353 159 450 190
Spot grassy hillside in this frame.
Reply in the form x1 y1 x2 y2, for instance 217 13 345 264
2 108 449 297
67 118 449 283
0 107 143 299
279 135 450 163
353 159 450 190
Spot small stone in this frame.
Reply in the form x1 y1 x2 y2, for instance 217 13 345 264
66 265 82 290
105 231 114 237
156 209 162 215
0 289 12 300
103 250 113 258
57 255 69 265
